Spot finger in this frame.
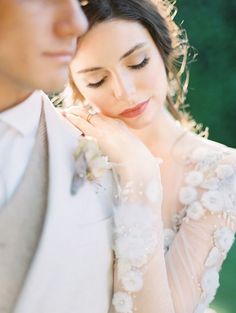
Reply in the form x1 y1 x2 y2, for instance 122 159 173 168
64 106 103 126
65 113 97 137
64 105 99 117
64 105 83 115
63 105 125 132
63 105 119 124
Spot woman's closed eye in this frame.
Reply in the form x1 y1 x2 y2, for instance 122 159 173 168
128 57 150 70
86 57 150 89
87 77 107 88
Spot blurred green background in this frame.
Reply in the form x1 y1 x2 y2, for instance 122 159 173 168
176 1 236 312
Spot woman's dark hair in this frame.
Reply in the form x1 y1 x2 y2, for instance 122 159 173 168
67 0 197 128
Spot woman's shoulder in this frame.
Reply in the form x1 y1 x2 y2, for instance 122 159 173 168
180 134 236 209
182 132 236 168
173 133 236 228
163 134 236 250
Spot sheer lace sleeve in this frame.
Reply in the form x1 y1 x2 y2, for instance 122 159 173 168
165 146 236 313
111 159 175 313
111 146 236 313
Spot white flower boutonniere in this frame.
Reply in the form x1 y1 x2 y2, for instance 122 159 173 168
70 137 111 195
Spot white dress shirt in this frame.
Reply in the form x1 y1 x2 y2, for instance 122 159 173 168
0 91 42 208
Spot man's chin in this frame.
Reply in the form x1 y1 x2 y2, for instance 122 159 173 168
38 65 68 92
41 77 69 94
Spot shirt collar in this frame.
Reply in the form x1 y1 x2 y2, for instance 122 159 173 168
0 91 42 137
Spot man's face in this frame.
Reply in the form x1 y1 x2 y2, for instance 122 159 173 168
0 0 88 94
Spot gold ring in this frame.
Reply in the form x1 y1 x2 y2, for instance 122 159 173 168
86 112 96 123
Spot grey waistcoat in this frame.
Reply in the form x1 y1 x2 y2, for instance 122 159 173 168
0 109 48 313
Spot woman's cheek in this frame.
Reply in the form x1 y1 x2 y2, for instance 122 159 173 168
78 87 102 109
89 93 111 115
145 67 158 82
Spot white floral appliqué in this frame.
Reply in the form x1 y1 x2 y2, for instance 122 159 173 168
113 204 157 267
213 227 235 253
181 147 236 313
112 203 158 312
185 171 204 187
179 186 198 205
112 292 133 313
201 177 220 190
71 137 111 194
201 267 219 303
215 164 234 180
121 270 144 292
186 201 205 220
205 247 221 267
201 190 224 213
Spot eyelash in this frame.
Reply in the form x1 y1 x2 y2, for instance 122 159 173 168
87 57 150 88
129 57 150 69
87 78 107 88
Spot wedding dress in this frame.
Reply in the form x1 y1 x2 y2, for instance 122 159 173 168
111 140 236 313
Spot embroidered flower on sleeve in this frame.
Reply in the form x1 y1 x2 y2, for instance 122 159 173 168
114 203 157 235
215 164 234 180
185 171 204 187
179 186 198 205
201 177 220 190
205 247 221 267
223 192 236 214
194 303 207 313
115 226 157 267
190 147 221 170
113 204 158 268
112 292 133 313
117 260 132 280
182 149 236 313
121 270 144 292
201 190 224 213
194 304 217 313
115 235 149 268
112 203 158 312
186 201 205 220
201 267 219 303
213 227 235 253
190 147 209 163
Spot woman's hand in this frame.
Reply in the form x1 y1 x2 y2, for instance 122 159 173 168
63 106 154 164
62 106 162 202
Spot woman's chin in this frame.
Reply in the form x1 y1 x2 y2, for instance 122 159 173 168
123 114 155 130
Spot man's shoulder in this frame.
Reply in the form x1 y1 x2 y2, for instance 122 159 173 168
41 91 82 138
40 91 83 162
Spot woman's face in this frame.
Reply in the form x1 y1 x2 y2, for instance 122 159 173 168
70 19 168 129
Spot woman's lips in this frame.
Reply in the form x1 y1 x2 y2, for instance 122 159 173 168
119 99 150 118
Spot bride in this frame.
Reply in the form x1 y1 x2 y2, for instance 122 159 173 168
63 0 236 312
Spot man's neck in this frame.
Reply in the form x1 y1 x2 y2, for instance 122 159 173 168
0 81 33 113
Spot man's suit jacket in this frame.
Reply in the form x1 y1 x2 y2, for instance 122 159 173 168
14 91 114 313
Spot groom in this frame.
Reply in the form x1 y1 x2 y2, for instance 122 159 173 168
0 1 113 313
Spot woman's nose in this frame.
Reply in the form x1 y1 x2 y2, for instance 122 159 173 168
112 73 136 101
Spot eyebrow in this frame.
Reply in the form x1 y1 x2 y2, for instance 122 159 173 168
120 42 147 60
77 42 147 74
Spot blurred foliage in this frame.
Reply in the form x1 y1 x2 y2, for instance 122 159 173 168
176 0 236 147
176 1 236 312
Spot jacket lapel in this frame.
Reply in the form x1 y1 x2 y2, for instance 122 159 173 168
14 92 114 313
